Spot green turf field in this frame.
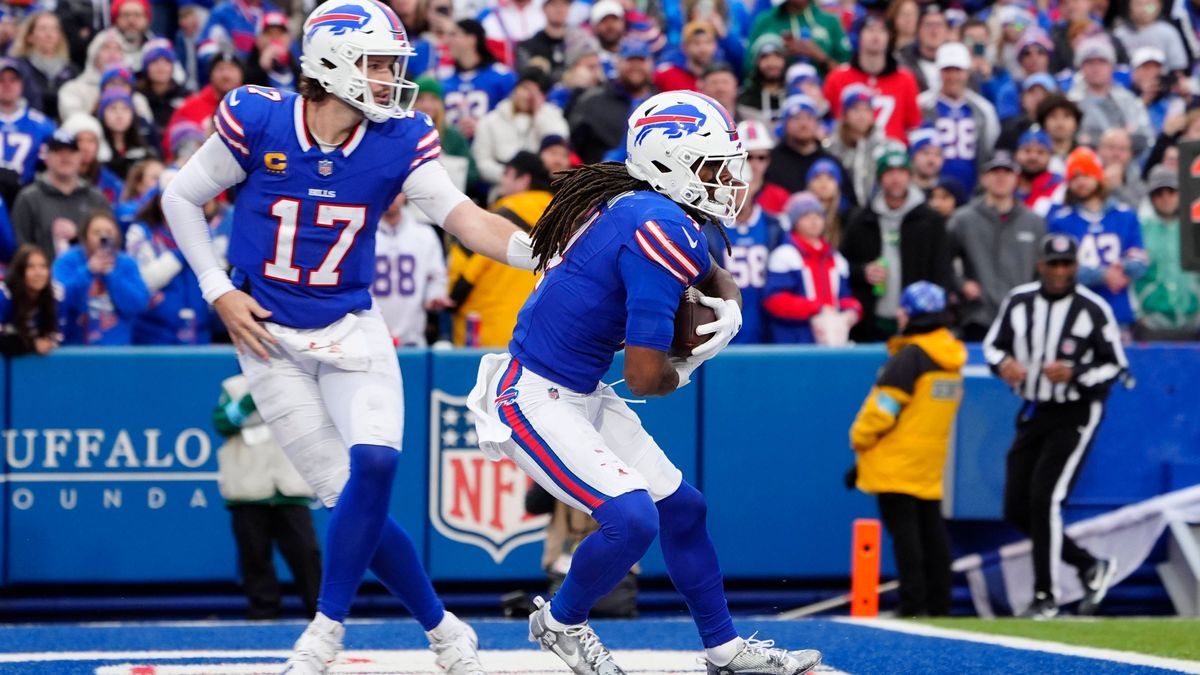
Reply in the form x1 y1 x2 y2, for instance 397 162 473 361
918 618 1200 661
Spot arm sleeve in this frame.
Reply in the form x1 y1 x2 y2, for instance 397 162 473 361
402 160 472 227
983 291 1016 372
126 224 184 293
1074 302 1129 394
618 245 685 352
162 135 247 304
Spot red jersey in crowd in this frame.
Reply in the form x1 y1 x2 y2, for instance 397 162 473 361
1019 170 1065 217
824 62 921 143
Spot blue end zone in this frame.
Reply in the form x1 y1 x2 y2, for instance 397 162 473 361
0 618 1187 675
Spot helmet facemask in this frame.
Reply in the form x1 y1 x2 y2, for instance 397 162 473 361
303 41 419 123
679 151 749 222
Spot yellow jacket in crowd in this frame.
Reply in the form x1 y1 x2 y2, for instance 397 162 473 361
448 189 552 347
848 327 967 500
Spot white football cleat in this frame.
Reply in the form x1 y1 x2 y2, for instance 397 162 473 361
281 612 344 674
426 611 486 674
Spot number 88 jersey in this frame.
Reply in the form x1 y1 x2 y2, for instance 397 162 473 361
214 85 443 328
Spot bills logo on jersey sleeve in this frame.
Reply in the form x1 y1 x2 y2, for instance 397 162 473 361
429 390 548 563
633 104 707 145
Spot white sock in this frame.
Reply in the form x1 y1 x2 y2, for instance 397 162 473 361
312 612 342 630
427 610 461 638
544 602 578 631
706 637 745 667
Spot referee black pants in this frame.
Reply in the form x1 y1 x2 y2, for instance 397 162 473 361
1003 400 1104 599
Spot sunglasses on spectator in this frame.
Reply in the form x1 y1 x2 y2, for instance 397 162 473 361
433 5 451 15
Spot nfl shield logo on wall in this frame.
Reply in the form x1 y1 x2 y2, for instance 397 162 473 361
318 159 333 176
429 390 548 563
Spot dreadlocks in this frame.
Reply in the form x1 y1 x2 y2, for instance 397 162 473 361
531 162 733 272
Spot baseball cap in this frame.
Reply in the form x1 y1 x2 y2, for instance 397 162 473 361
785 191 824 222
1146 164 1179 193
1075 37 1116 67
1041 233 1079 263
737 119 775 152
983 151 1018 173
841 84 874 111
0 58 20 76
1131 46 1166 70
517 66 551 93
618 40 653 60
263 10 288 29
100 65 134 90
539 134 571 152
899 281 947 317
590 0 623 24
1018 128 1052 150
936 42 971 70
781 94 818 121
1022 73 1059 93
45 128 78 151
876 148 910 177
908 125 938 154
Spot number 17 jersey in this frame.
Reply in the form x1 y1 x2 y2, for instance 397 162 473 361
214 85 443 328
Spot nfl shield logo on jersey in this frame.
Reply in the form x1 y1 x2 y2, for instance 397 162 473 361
429 390 548 563
318 159 333 176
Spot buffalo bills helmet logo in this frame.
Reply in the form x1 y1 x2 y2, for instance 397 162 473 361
307 4 372 40
633 103 707 146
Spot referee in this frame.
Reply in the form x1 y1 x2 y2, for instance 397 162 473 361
983 233 1126 619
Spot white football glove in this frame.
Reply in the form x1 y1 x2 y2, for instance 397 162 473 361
670 354 703 390
691 295 742 360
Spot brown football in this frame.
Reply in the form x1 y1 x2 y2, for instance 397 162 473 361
670 287 717 357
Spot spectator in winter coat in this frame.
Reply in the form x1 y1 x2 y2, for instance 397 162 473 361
736 35 788 125
992 30 1055 126
764 192 861 344
841 148 954 342
1135 166 1199 339
1113 0 1189 73
93 0 156 71
698 63 741 126
823 14 922 143
441 19 518 140
949 152 1047 341
908 126 943 193
13 130 112 262
473 67 568 186
996 73 1058 152
806 159 849 248
568 41 655 164
897 4 949 92
517 0 573 82
827 85 886 206
125 181 210 345
59 33 132 123
99 90 158 181
1068 37 1153 155
848 281 964 617
1015 130 1065 217
243 11 299 92
114 158 162 230
164 51 243 162
0 58 55 208
0 244 60 357
1130 47 1187 136
10 11 78 121
927 177 967 220
199 0 282 61
747 0 851 77
1036 94 1082 176
53 212 149 346
654 20 719 93
765 96 853 199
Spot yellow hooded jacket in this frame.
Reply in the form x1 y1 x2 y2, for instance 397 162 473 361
848 327 967 500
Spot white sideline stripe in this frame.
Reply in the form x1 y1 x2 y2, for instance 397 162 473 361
0 472 219 483
836 617 1200 674
0 649 850 674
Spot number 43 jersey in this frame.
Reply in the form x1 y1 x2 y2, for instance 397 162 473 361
214 85 443 328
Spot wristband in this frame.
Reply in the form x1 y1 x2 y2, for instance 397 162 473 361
506 230 538 271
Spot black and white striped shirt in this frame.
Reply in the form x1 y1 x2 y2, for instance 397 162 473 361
983 282 1128 403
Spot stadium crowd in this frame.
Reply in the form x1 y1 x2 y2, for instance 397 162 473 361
0 0 1196 354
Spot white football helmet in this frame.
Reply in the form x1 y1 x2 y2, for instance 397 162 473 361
625 91 748 221
300 0 418 123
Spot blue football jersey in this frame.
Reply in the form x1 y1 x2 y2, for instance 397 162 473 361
213 85 443 328
510 190 712 393
0 104 54 183
716 206 781 344
933 98 979 193
1047 203 1147 325
441 65 516 127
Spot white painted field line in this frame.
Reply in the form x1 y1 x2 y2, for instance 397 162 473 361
835 617 1200 674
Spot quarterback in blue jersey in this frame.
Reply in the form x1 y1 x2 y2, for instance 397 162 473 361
163 1 537 673
469 91 821 675
1047 147 1147 329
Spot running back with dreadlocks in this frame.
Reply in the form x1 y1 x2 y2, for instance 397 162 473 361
532 162 732 272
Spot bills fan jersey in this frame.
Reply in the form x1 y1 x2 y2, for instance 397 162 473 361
0 103 54 183
1047 204 1148 325
213 85 442 328
509 190 711 393
931 98 979 193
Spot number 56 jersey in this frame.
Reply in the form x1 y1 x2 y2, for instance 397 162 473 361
214 85 443 328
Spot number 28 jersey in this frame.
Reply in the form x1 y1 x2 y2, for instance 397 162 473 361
214 85 443 328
